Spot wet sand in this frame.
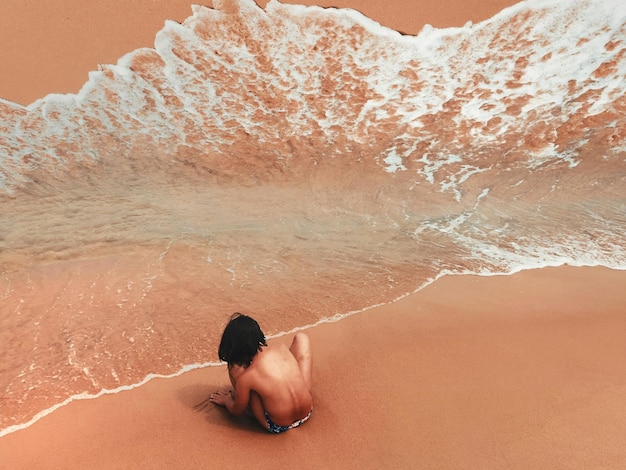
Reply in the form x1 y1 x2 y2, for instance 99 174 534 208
1 266 626 468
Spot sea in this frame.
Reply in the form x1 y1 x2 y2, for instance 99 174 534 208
1 0 625 437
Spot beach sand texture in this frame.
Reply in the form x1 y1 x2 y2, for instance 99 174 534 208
1 0 626 468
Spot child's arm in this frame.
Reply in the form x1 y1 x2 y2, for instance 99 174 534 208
210 377 252 416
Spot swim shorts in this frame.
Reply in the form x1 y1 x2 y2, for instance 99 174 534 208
265 408 312 434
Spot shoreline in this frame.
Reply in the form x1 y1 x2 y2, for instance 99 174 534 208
3 260 617 440
0 0 520 105
2 265 626 468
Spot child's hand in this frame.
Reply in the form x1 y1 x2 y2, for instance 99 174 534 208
209 390 233 407
193 389 232 411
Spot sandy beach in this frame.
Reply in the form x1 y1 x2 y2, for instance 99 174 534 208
1 266 626 468
2 0 626 469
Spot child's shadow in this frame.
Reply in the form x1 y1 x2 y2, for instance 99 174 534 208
177 383 263 433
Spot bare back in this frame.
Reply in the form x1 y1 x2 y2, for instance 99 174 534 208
238 342 312 426
210 332 313 430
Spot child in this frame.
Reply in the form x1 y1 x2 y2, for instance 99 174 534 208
207 313 313 433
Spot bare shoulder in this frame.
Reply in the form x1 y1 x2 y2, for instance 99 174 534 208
260 343 297 364
251 344 299 376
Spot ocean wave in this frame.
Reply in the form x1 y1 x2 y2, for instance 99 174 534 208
1 0 625 436
1 0 624 194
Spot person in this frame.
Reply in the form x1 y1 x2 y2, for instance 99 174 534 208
203 313 313 433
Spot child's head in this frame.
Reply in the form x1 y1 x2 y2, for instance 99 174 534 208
218 313 267 367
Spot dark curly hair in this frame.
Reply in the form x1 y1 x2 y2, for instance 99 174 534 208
218 313 267 367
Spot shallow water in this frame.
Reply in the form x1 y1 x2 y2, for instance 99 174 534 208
1 0 626 436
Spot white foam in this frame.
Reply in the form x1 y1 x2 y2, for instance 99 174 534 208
0 361 222 438
2 0 624 190
382 148 407 173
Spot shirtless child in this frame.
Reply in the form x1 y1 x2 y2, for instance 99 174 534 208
204 313 313 433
